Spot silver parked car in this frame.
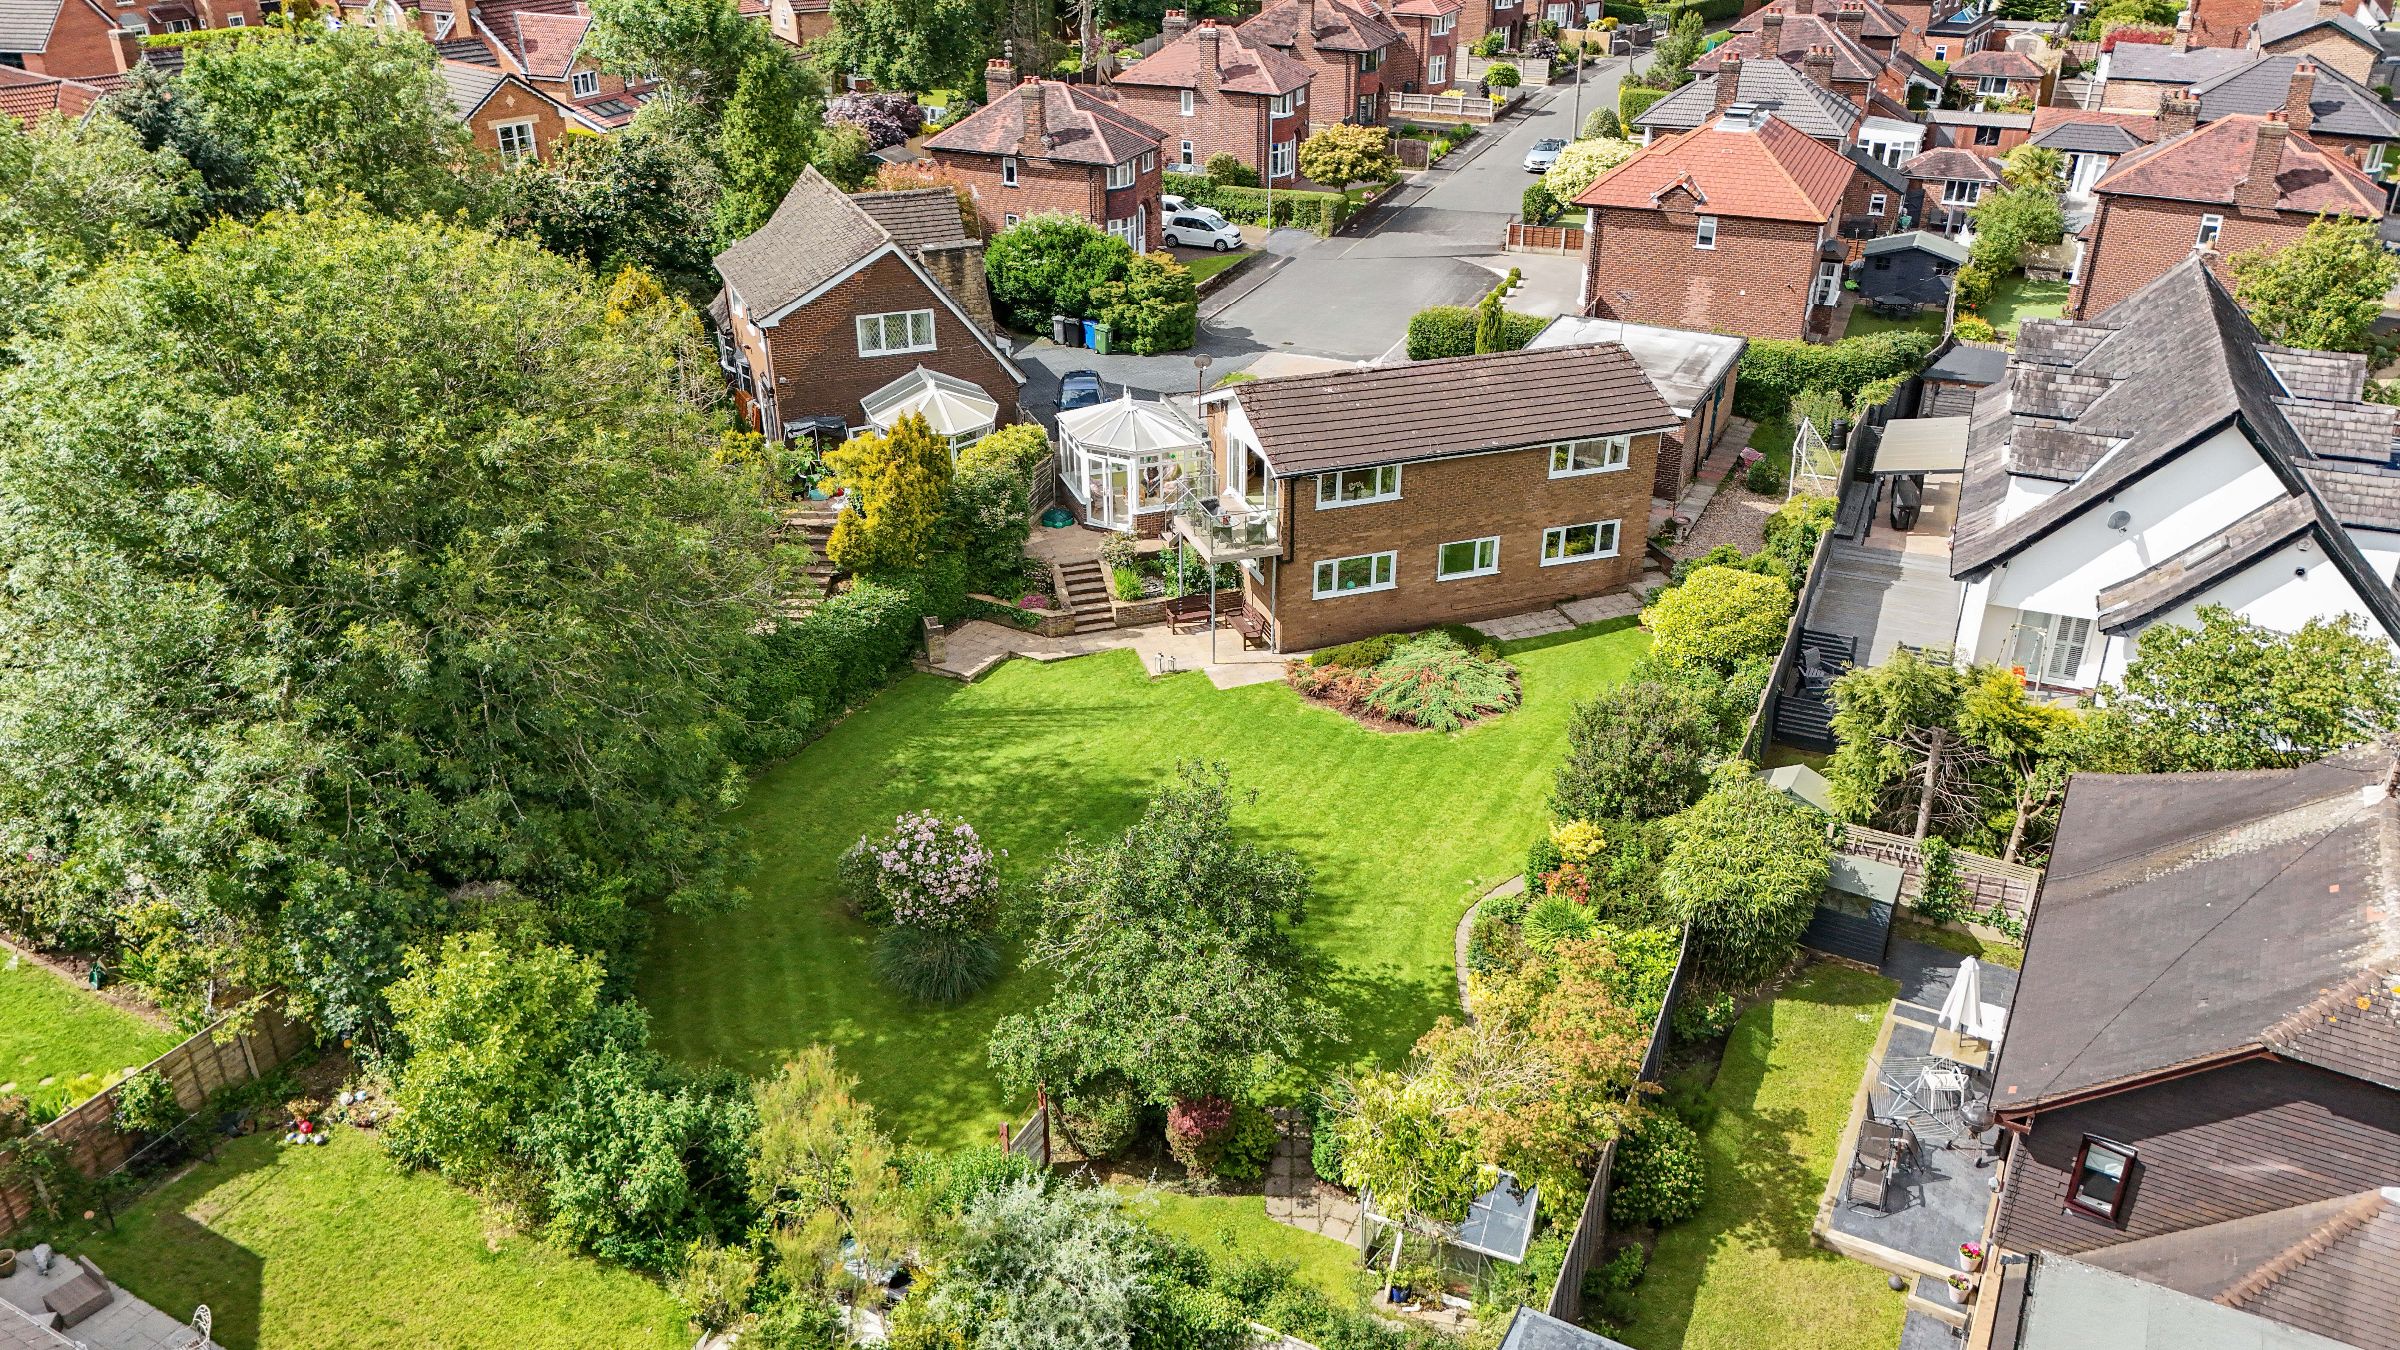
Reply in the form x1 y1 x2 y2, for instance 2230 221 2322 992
1523 137 1568 173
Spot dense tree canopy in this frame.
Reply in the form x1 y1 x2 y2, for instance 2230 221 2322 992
0 209 786 1031
818 0 1000 98
0 111 198 336
1659 771 1830 983
2231 216 2399 354
2081 607 2400 772
495 123 723 291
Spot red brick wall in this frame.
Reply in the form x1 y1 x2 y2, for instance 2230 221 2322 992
743 251 1020 436
2305 130 2390 172
769 0 834 46
467 81 573 163
25 0 132 80
1837 173 1898 258
1245 437 1663 649
1582 202 1825 339
933 148 1163 249
2187 0 2263 46
1387 14 1459 91
526 62 635 108
2069 194 2326 317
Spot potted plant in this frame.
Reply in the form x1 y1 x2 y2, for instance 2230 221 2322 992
1947 1273 1974 1304
1958 1240 1986 1270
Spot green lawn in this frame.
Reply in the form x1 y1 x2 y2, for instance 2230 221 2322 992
1617 964 1906 1350
59 1130 684 1350
1139 1191 1365 1303
1183 249 1250 285
1748 418 1797 480
0 955 178 1104
639 622 1648 1146
1838 306 1943 341
1981 275 2071 340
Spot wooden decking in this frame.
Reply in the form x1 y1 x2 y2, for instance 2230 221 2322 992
1801 480 1966 666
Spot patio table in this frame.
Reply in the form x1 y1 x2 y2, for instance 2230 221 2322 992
1931 1027 1991 1071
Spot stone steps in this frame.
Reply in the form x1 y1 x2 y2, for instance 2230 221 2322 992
1056 557 1115 628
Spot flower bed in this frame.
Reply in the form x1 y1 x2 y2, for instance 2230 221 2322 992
1285 627 1521 732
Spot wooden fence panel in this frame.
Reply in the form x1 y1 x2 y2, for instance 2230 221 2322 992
1545 1139 1614 1322
1503 223 1586 253
1838 826 2039 922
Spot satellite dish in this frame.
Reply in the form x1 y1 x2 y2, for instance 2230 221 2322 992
2104 509 2132 532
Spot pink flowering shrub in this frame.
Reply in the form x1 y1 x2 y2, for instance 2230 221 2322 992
839 811 1004 932
824 93 927 151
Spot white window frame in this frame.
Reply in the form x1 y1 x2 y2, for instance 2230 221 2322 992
571 69 599 97
855 309 937 357
1179 138 1195 166
1546 435 1631 477
494 119 537 166
2012 610 2093 685
1271 90 1298 117
1933 42 1948 60
1002 156 1019 187
1436 536 1500 580
1941 178 1982 206
226 10 243 22
1270 137 1295 179
1540 520 1620 565
1003 213 1020 226
1180 88 1195 116
1977 75 2008 96
1313 551 1397 598
1428 52 1447 85
1432 10 1455 32
2196 212 2223 247
1695 214 1718 249
1315 464 1402 508
1140 150 1155 172
1107 159 1137 189
1868 191 1887 215
1107 215 1137 245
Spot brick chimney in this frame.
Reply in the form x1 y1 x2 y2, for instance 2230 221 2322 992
1297 0 1319 58
1835 1 1865 46
1715 53 1745 115
1020 79 1049 156
1162 7 1190 38
1804 43 1836 87
2237 111 2290 210
2170 6 2191 49
1196 20 1223 100
984 57 1015 106
2284 58 2317 136
2158 89 2200 138
1792 0 1814 14
1761 6 1785 52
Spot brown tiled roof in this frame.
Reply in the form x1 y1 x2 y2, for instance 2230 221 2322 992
1900 145 1999 181
2081 1189 2400 1349
1241 0 1401 53
2031 104 2159 142
713 166 895 318
1692 8 1938 85
2095 113 2384 215
852 187 971 253
923 79 1164 165
0 65 102 125
1387 0 1460 16
472 0 587 78
1950 47 2043 78
1224 344 1677 477
1990 736 2400 1113
1731 0 1906 39
1575 113 1855 222
1116 19 1316 94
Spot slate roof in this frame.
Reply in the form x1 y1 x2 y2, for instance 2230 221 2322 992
1729 0 1907 39
1240 0 1401 53
2191 53 2400 141
1927 106 2037 128
2105 42 2257 83
714 166 898 318
1222 344 1677 478
1899 145 1999 182
2255 0 2379 49
1852 146 1905 192
1498 1307 1640 1350
0 0 62 52
2010 1253 2364 1350
2081 1189 2400 1348
437 59 511 117
435 34 499 64
1116 20 1314 95
0 65 101 125
1921 336 2010 385
2304 461 2400 530
851 188 971 252
1861 229 1970 263
2092 113 2383 215
2094 493 2318 630
2030 104 2160 152
923 80 1163 165
1991 737 2400 1113
1575 113 1855 222
1951 47 2044 79
1692 8 1938 86
1630 57 1861 142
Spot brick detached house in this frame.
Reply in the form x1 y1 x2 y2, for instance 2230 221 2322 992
1897 145 1998 235
926 62 1166 247
763 0 831 47
1377 0 1459 94
2249 0 2381 80
1967 739 2400 1350
1575 109 1859 340
1240 0 1401 130
2192 51 2400 172
1173 344 1679 651
1877 0 1988 61
0 0 147 81
0 64 101 122
2029 106 2161 201
1947 46 2052 105
1691 1 1943 118
439 59 600 163
437 0 654 133
1448 0 1524 59
710 167 1023 446
1116 17 1314 181
2069 104 2384 318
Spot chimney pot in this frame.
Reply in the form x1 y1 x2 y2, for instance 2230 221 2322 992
2158 89 2199 138
1804 43 1837 88
2239 111 2290 210
1714 53 1745 116
1761 7 1786 51
2285 58 2317 136
1162 6 1189 37
984 57 1014 106
1834 1 1864 43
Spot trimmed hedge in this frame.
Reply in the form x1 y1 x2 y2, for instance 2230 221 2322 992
737 577 927 762
1170 178 1352 235
1406 305 1548 359
1619 83 1670 124
1668 0 1747 21
1734 330 1939 421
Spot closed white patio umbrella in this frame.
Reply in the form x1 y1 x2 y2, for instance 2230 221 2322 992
1936 957 2006 1045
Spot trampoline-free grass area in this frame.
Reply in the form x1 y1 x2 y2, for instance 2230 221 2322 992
639 620 1647 1147
0 955 178 1105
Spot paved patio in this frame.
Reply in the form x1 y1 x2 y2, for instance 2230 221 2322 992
0 1251 216 1350
926 617 1290 689
1265 1108 1361 1249
1817 939 2018 1287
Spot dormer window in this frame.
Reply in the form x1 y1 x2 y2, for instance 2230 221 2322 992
572 69 599 97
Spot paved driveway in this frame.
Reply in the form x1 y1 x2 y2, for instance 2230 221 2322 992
1013 61 1640 409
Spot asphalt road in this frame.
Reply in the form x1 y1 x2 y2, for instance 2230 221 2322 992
1014 62 1637 413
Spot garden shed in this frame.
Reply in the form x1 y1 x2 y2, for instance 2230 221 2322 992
861 366 1001 457
1361 1169 1540 1279
1055 394 1205 533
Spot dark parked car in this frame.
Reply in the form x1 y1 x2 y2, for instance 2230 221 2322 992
1056 369 1105 415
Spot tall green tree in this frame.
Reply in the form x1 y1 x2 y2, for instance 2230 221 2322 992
1658 771 1830 983
585 0 762 102
1824 649 1970 839
2230 216 2399 354
824 414 954 576
1552 679 1723 823
711 41 826 242
174 24 478 219
1955 666 2077 862
99 64 252 221
990 762 1326 1107
1642 9 1706 89
2084 607 2400 772
0 110 198 333
819 0 1000 98
0 209 785 1031
495 122 723 291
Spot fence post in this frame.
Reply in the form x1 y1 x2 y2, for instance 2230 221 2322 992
1035 1086 1051 1168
